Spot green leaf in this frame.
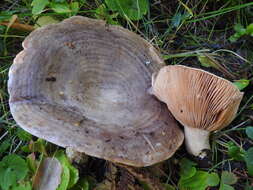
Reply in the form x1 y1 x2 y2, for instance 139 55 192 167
171 13 182 28
105 0 119 11
198 55 211 67
244 181 253 190
29 139 47 155
0 140 10 154
246 23 253 36
0 167 16 190
70 2 79 15
246 126 253 140
197 54 219 69
245 147 253 176
57 166 70 190
21 145 31 153
53 0 65 3
78 0 86 6
229 23 247 42
227 142 245 161
55 150 79 189
35 16 59 28
234 23 246 35
164 184 175 190
221 171 237 185
233 79 249 90
67 163 79 188
171 12 190 28
220 183 235 190
229 35 239 42
11 182 32 190
70 177 89 190
80 179 89 190
26 154 37 174
56 154 70 190
180 171 208 190
31 0 49 15
0 155 28 190
17 128 32 141
105 0 149 20
50 3 71 14
95 4 107 17
2 154 28 180
179 158 197 179
206 173 220 186
179 168 220 190
95 4 119 25
245 186 253 190
0 11 16 22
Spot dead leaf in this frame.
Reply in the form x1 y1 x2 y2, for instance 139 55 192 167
33 157 62 190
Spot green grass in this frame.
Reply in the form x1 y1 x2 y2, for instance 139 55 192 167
0 0 253 190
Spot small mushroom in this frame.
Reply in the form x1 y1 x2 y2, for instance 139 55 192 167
8 16 184 167
151 65 243 157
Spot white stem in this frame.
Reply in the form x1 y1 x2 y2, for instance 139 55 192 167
184 126 210 158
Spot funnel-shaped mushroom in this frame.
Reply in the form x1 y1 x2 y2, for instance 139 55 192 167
8 16 184 167
151 65 243 157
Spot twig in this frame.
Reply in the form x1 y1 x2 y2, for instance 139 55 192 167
0 21 34 31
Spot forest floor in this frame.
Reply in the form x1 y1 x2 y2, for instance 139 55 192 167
0 0 253 190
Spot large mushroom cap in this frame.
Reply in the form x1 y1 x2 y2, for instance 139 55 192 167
8 16 183 167
152 65 243 156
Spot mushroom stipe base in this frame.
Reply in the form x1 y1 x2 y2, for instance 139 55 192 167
184 126 210 158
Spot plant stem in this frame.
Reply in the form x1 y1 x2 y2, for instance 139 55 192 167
162 49 210 60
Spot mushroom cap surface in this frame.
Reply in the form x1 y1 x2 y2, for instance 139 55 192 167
152 65 243 132
8 16 184 167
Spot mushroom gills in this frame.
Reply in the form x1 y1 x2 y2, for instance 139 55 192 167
151 65 243 157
